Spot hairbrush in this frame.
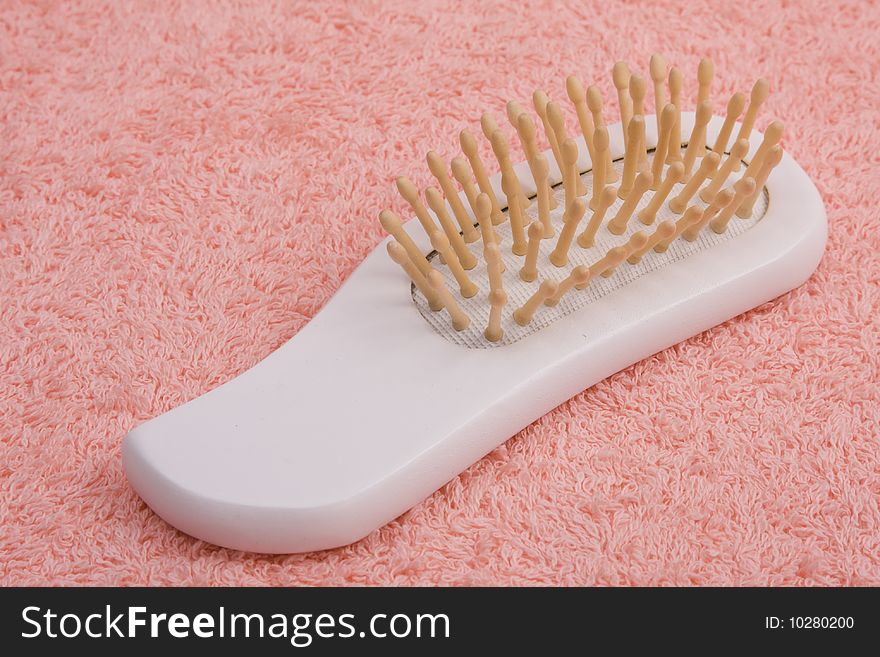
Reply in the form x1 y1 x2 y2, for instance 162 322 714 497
123 55 826 553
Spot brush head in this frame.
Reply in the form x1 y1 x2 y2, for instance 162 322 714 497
382 55 784 346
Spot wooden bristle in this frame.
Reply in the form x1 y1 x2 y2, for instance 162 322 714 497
651 104 677 190
669 152 719 214
425 186 477 270
639 161 683 225
737 145 782 218
566 75 597 165
649 54 667 120
533 90 563 171
608 170 652 235
426 151 480 243
711 92 746 157
618 115 645 200
460 129 504 226
612 61 633 146
483 242 507 342
550 197 587 267
428 269 470 331
578 185 616 249
590 127 609 209
428 229 478 298
700 138 749 203
681 100 713 178
698 58 713 105
514 279 558 326
520 221 544 282
735 78 770 146
533 152 555 238
683 188 735 241
387 240 442 311
710 177 755 234
667 67 683 163
380 209 431 278
586 85 617 182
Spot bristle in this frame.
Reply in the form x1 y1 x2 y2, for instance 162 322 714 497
629 73 647 119
396 176 438 237
669 152 719 213
550 197 587 267
514 279 559 326
683 188 735 241
698 58 714 105
681 100 713 178
560 137 581 211
599 231 648 278
514 111 538 165
651 104 677 190
628 219 676 264
565 75 597 165
629 74 648 169
590 127 609 209
483 243 507 342
460 129 504 225
618 115 645 199
700 138 749 202
742 120 784 180
549 102 587 196
667 67 683 164
655 205 703 252
649 54 667 120
480 112 499 142
380 209 432 278
586 86 617 182
506 101 525 128
533 153 555 238
428 229 478 299
450 156 484 227
426 151 480 243
517 113 559 211
737 145 782 218
429 230 479 299
612 62 633 146
489 128 528 227
710 177 756 234
500 165 528 256
489 112 531 209
428 269 470 331
577 185 616 249
489 128 524 235
545 265 590 306
608 170 652 235
533 90 563 171
711 92 747 157
735 79 770 146
639 161 684 225
519 221 544 282
425 187 477 270
387 240 442 311
474 192 502 270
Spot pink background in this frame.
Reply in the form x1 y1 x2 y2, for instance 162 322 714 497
1 0 878 585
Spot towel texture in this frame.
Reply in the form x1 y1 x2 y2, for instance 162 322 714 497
1 0 878 585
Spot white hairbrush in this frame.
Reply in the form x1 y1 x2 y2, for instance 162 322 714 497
123 55 826 553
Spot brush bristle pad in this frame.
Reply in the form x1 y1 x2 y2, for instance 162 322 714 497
414 150 768 348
